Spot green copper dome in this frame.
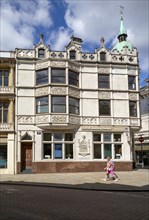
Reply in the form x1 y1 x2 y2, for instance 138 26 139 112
112 10 134 52
113 40 134 52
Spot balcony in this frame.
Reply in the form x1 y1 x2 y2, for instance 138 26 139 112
0 123 14 132
0 86 14 94
0 51 15 58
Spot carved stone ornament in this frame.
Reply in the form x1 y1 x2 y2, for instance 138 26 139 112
0 123 13 131
51 61 66 67
78 135 90 157
68 63 80 71
69 88 80 98
129 93 137 100
18 116 34 124
98 92 111 99
36 61 50 70
128 69 136 75
51 115 67 123
35 87 49 96
82 117 98 125
36 115 49 124
98 68 110 74
69 116 80 124
99 118 111 125
0 86 14 94
130 119 138 126
51 87 66 95
114 118 128 125
18 50 34 57
81 126 101 130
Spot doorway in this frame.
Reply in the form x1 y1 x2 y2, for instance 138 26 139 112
21 142 32 172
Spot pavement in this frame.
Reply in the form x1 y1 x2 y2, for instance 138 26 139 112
0 169 149 191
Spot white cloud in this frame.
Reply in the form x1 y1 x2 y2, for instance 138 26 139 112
49 27 70 51
1 0 148 84
64 0 149 83
0 0 52 50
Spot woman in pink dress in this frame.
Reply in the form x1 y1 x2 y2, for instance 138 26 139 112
102 157 119 182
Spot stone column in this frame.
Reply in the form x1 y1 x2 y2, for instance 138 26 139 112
9 65 14 86
8 99 14 124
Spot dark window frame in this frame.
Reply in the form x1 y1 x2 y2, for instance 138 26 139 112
51 68 65 84
68 70 79 87
100 52 106 61
36 96 49 114
38 48 45 58
69 97 79 115
0 70 9 86
99 100 111 116
36 69 48 85
51 96 66 113
70 50 76 59
129 101 137 117
98 74 110 89
128 76 136 90
0 102 9 123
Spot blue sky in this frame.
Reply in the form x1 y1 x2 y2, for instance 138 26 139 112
1 0 148 86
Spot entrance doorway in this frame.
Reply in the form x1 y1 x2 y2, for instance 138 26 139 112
21 143 32 172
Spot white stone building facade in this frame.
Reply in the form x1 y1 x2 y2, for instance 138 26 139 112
0 14 141 174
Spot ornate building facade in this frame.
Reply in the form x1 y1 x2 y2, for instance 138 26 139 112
134 79 149 166
0 51 15 174
0 13 141 174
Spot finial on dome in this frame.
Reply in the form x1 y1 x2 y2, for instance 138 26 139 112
120 5 124 19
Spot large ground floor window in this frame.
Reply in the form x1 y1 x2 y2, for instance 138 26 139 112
93 133 122 159
43 133 73 160
0 144 7 168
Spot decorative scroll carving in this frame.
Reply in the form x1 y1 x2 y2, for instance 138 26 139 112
98 92 111 99
0 123 14 131
51 87 66 95
114 118 128 125
68 63 80 71
99 118 111 125
69 116 80 124
98 68 110 73
35 87 49 96
69 88 80 97
36 61 50 69
82 117 98 125
129 93 137 100
36 115 49 124
18 50 34 57
51 61 66 67
18 116 34 124
78 135 90 157
51 115 67 123
0 87 14 94
130 119 138 126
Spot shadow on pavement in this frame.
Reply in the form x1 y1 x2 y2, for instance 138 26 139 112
1 180 149 192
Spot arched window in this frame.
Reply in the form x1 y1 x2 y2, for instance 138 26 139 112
70 50 76 59
100 52 106 61
38 48 45 58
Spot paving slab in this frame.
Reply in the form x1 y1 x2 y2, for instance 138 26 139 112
0 169 149 191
